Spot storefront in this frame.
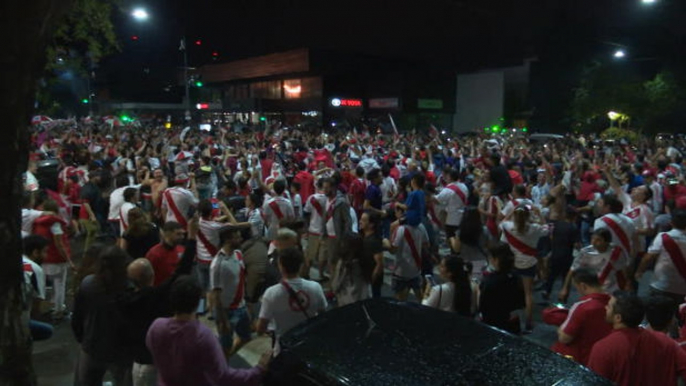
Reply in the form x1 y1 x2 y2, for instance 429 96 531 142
198 48 457 131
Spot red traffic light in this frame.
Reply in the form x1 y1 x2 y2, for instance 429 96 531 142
212 51 219 57
196 103 209 110
195 40 202 46
131 35 139 41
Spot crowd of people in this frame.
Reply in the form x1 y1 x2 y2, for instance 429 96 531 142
19 121 686 385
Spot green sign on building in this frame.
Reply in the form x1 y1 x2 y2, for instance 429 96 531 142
418 99 443 109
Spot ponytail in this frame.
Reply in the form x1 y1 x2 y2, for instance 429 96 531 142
444 255 473 316
513 205 530 234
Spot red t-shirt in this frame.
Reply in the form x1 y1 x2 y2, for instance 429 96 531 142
260 159 273 181
389 166 400 181
145 243 185 286
665 185 686 202
349 178 367 213
551 293 612 365
588 328 686 386
293 171 315 202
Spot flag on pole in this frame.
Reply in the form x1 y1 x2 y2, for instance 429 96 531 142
429 124 439 138
388 113 399 139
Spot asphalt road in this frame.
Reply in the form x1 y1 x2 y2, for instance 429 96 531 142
33 238 657 385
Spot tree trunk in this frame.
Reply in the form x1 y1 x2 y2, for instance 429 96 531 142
0 1 73 385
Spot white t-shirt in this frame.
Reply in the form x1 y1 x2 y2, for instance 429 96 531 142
593 213 636 257
500 221 549 269
108 186 127 221
501 198 535 219
243 208 264 239
531 183 551 207
324 197 339 237
649 229 686 295
648 181 664 215
119 202 136 236
259 278 327 338
22 208 43 237
572 245 628 294
380 177 396 208
618 192 654 252
161 187 198 225
422 281 478 314
291 193 303 218
262 197 295 240
392 224 429 279
50 222 64 236
108 184 142 221
209 249 245 309
22 256 46 300
24 171 39 192
436 182 468 226
423 282 456 312
196 218 224 263
304 193 326 235
349 207 358 234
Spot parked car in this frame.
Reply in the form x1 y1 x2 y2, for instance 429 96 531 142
265 299 611 386
528 133 564 144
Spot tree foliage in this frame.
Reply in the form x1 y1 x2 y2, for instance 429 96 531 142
569 62 684 134
38 0 120 115
47 0 120 71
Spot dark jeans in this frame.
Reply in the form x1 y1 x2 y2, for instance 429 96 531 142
74 348 132 386
543 257 573 296
29 320 53 341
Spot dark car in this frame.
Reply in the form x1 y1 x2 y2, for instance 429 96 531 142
265 299 611 386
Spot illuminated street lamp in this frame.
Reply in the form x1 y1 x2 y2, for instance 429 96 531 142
613 50 626 59
642 0 656 4
131 8 149 21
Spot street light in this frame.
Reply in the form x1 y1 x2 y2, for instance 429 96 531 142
614 50 626 59
641 0 656 4
131 8 149 21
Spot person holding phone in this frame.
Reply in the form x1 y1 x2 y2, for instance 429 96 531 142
422 255 476 316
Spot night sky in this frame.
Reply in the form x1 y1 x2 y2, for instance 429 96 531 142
99 0 686 105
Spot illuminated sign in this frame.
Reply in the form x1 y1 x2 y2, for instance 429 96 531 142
284 79 302 98
196 103 210 110
369 98 400 109
418 99 443 109
330 98 362 108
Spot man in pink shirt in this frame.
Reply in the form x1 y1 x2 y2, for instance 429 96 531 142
147 276 270 386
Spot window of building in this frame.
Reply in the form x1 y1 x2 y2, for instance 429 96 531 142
283 79 302 99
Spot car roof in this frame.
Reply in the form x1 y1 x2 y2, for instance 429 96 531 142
273 299 611 386
529 133 564 139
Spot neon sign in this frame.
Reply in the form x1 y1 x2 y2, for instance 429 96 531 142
331 98 362 107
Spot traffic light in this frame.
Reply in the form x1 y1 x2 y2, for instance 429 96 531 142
195 40 202 46
522 127 528 133
195 81 203 87
212 51 219 57
259 117 266 122
120 115 131 122
81 98 89 104
196 103 209 110
131 35 139 41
